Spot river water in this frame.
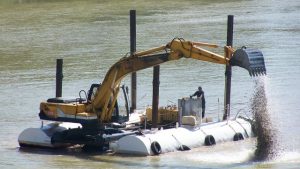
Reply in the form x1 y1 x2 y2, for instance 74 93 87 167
0 0 300 168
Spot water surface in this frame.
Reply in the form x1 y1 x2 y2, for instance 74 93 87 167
0 0 300 168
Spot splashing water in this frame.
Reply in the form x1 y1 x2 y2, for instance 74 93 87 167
251 78 277 161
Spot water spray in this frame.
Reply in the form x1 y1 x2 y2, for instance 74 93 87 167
252 78 277 161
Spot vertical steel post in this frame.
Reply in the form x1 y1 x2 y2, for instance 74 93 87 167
152 65 160 128
223 15 234 120
56 59 63 98
130 10 137 113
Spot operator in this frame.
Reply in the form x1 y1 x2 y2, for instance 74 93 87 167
190 86 206 118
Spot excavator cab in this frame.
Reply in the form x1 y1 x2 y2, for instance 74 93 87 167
87 84 130 124
87 84 100 102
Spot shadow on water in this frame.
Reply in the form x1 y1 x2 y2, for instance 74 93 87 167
18 147 147 167
18 146 205 169
251 78 277 161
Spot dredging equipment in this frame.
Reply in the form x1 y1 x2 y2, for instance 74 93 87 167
18 14 266 155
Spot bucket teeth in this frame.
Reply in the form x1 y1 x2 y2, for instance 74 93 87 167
230 47 266 76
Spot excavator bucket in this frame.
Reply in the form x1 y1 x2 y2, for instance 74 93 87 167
230 47 266 76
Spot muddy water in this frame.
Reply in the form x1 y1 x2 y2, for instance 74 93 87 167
0 0 300 168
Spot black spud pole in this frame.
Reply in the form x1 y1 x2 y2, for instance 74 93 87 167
56 59 63 98
223 15 233 120
130 10 137 113
152 65 160 128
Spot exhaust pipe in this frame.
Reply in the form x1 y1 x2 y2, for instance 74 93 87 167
230 47 266 76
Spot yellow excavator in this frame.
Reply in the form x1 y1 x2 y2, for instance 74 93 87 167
37 38 265 149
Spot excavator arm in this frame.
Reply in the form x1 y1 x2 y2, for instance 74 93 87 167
88 38 266 122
